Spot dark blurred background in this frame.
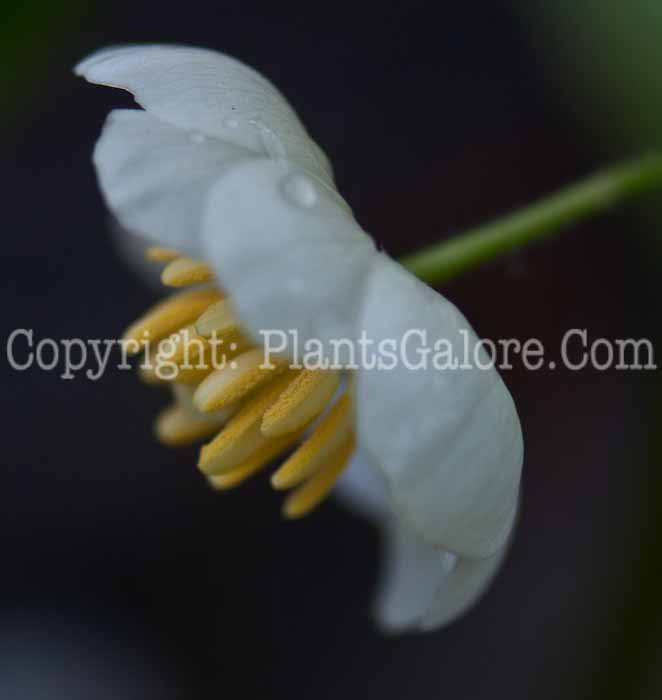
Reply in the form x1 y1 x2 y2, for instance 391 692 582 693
3 0 662 697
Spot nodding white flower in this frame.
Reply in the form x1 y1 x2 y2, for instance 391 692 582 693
77 45 523 632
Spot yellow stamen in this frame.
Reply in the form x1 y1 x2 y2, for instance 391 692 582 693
198 372 297 475
164 323 251 372
282 433 355 519
157 329 249 385
123 288 222 355
195 298 241 339
161 257 213 287
133 253 360 522
261 369 341 437
173 365 215 386
137 347 165 385
155 402 231 447
143 338 213 383
271 392 353 490
145 246 181 262
149 326 250 386
193 348 287 412
155 325 208 367
206 326 252 361
208 430 304 491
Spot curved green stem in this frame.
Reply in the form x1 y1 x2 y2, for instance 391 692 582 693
401 153 662 285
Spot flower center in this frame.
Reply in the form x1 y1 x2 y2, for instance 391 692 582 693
122 246 355 518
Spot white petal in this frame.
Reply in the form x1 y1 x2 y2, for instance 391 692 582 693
336 453 513 632
93 109 252 251
201 158 375 351
76 45 332 184
356 254 523 558
419 548 507 631
375 519 509 633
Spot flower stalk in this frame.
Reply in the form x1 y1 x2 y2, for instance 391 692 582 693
401 153 662 285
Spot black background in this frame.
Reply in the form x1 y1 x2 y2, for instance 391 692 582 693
2 1 660 698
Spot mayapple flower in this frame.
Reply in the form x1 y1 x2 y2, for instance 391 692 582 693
76 45 523 632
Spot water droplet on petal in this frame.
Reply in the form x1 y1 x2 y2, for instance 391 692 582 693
250 120 287 159
441 552 458 574
189 131 206 144
281 173 318 208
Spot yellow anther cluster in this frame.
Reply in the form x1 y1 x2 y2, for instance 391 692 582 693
125 249 355 518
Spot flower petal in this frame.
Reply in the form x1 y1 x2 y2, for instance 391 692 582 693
337 452 514 632
375 519 509 633
356 254 523 559
201 158 375 352
93 109 252 251
76 44 333 184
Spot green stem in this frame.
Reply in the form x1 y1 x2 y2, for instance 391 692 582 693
400 153 662 285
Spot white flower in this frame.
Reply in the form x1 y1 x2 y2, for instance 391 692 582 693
77 45 523 632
